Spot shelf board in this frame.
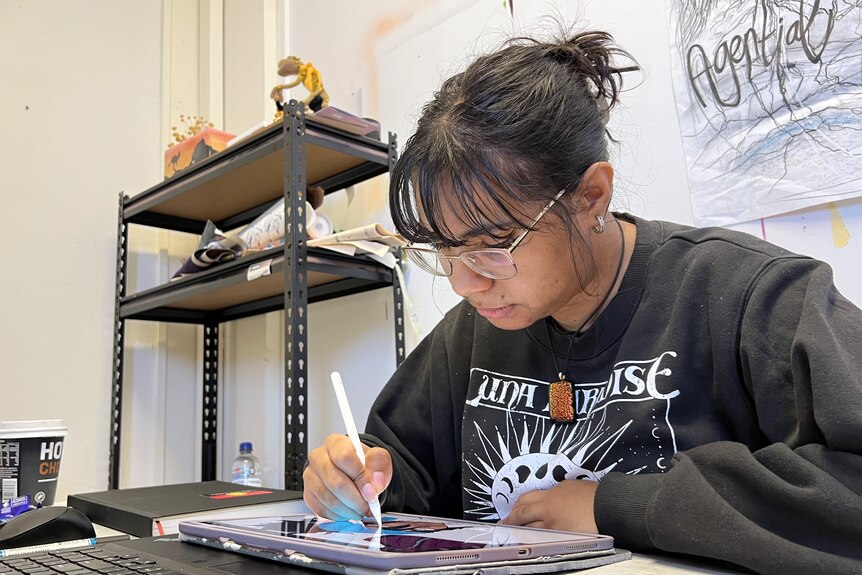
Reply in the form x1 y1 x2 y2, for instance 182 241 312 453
120 246 394 323
123 118 391 231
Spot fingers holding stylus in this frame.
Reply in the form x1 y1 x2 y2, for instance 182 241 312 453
303 433 390 520
304 434 367 519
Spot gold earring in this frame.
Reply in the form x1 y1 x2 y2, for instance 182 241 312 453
592 215 605 234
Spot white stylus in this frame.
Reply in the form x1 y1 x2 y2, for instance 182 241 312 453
331 371 383 527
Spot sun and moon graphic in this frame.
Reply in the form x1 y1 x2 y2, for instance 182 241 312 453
463 405 674 521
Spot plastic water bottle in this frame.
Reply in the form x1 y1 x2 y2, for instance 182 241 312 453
231 442 263 486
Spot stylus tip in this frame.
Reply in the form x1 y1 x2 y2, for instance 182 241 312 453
369 498 382 528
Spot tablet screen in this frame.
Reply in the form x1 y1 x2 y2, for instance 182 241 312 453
202 514 591 554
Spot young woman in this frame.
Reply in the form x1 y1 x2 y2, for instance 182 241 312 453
303 29 862 574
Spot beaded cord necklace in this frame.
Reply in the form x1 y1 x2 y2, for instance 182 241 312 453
546 217 625 423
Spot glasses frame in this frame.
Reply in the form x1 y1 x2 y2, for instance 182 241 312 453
403 188 568 280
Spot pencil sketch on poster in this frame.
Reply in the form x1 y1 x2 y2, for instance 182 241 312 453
667 0 862 226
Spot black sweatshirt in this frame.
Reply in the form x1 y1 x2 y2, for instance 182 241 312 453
361 215 862 574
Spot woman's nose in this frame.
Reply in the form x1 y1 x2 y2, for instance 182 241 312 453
447 261 493 297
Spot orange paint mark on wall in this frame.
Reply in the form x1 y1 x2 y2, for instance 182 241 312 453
362 10 415 119
363 1 450 119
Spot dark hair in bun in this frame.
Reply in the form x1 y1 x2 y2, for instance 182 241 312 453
390 25 639 250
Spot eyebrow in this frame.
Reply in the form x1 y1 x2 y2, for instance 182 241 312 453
460 229 492 240
456 225 517 242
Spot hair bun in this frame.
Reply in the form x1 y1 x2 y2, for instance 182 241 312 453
546 30 639 112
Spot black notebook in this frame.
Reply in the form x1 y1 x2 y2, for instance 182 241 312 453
67 480 305 537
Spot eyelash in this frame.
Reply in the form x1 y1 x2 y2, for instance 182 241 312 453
485 231 518 248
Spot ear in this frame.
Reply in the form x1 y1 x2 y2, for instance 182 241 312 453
575 162 614 218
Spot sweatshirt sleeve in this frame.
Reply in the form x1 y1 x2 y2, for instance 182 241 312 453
360 311 468 519
594 257 862 574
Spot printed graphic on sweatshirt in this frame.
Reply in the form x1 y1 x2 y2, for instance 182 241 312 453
462 352 680 521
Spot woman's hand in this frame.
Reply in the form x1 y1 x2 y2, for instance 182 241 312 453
303 433 392 520
499 479 599 533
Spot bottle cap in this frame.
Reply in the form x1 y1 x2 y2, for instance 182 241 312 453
240 441 253 452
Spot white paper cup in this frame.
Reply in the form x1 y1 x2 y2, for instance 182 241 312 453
0 420 68 505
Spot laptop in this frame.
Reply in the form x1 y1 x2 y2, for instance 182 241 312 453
0 535 311 575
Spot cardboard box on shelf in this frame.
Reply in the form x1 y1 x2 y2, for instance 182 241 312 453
164 127 235 179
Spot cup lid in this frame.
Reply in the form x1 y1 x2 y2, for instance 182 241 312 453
0 420 68 438
0 419 65 430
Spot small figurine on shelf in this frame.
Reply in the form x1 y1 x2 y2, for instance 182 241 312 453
270 56 329 121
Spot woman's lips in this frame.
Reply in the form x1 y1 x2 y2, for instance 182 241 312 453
474 304 514 319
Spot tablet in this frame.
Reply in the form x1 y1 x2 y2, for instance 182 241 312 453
177 512 614 570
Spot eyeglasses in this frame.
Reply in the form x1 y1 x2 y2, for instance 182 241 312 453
403 188 567 280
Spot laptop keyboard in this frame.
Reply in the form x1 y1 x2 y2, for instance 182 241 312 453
0 547 180 575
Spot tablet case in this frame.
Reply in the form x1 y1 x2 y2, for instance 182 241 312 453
179 531 631 575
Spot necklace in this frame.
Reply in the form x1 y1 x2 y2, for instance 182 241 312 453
547 218 626 423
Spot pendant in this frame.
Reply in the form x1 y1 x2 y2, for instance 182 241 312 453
549 374 575 423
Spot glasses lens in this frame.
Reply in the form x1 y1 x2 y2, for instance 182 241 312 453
405 248 452 276
461 250 517 280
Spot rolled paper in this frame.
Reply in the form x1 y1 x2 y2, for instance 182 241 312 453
238 200 317 250
307 212 334 239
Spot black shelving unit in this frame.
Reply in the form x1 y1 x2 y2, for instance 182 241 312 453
110 101 405 490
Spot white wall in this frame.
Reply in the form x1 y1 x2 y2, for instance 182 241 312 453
291 0 860 320
0 1 163 498
1 0 858 499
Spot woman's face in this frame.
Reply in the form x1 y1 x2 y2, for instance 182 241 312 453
437 193 599 331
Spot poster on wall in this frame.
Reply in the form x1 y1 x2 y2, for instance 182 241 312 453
667 0 862 226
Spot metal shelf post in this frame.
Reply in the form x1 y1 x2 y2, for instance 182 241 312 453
387 132 407 367
202 322 219 480
284 102 310 491
109 193 128 489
